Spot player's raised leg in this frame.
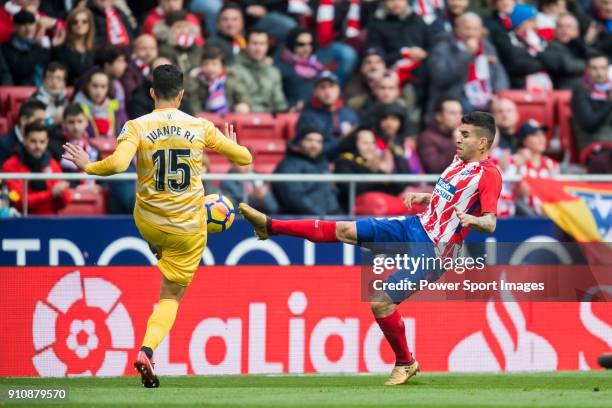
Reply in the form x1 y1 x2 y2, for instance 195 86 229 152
239 203 358 244
134 276 185 388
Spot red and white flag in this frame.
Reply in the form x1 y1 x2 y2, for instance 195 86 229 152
345 0 361 38
316 0 335 47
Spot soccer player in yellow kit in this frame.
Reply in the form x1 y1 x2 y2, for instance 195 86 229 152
62 65 252 388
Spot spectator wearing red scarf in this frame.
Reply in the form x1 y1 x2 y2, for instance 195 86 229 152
426 12 508 119
87 0 134 46
276 27 325 110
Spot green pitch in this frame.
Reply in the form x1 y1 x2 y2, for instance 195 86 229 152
1 371 610 407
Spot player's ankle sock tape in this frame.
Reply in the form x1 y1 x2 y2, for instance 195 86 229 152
270 219 337 242
375 310 412 363
142 298 179 351
140 346 153 359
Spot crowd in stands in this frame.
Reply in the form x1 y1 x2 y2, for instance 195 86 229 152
0 0 611 218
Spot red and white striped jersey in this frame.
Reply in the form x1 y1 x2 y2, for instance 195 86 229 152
418 155 502 244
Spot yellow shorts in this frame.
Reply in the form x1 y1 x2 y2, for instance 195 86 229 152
134 210 207 286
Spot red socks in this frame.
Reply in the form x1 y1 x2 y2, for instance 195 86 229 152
270 219 337 242
375 310 412 364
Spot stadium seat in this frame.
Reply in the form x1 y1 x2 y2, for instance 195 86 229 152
1 86 35 123
206 152 232 174
275 112 299 140
244 138 286 154
496 90 555 139
253 162 277 174
2 86 74 126
90 138 118 158
553 90 579 163
226 113 284 140
58 187 106 215
0 117 8 135
195 112 225 129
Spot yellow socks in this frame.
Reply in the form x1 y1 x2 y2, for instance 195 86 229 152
142 298 179 351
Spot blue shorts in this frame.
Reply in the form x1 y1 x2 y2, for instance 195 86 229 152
357 216 444 303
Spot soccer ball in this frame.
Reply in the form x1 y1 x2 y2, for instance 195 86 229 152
204 194 235 233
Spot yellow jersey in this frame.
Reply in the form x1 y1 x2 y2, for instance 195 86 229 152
85 108 252 234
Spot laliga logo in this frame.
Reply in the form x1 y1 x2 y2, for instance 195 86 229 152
32 271 134 377
448 285 558 372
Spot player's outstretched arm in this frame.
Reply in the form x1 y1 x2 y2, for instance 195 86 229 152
205 122 252 166
62 141 137 176
453 207 497 234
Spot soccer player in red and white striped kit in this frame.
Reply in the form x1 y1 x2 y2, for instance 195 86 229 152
241 112 502 385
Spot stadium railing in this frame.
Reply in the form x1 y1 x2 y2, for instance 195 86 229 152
2 173 612 216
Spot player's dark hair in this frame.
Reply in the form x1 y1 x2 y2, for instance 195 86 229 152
246 28 269 42
434 96 461 114
461 112 496 147
18 100 46 120
44 61 67 78
201 46 225 64
152 64 184 100
63 103 85 120
24 121 48 138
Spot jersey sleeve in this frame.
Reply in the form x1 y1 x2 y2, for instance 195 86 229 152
84 121 139 176
203 120 252 166
477 166 503 215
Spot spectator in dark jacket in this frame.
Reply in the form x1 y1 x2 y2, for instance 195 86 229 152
334 127 401 212
367 0 430 66
0 100 46 166
1 10 51 86
88 0 134 46
358 73 408 128
488 2 551 89
571 52 612 173
367 0 429 110
429 0 470 37
206 3 246 65
51 7 95 86
276 27 325 110
417 97 463 173
273 127 341 215
541 13 590 89
1 122 72 215
427 12 509 118
296 71 359 159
